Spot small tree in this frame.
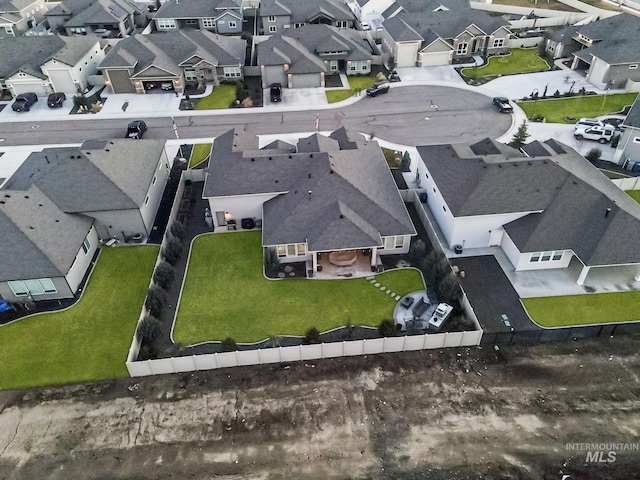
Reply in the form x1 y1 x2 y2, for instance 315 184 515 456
436 271 462 305
145 286 168 317
305 327 321 344
162 235 183 265
431 255 452 284
408 239 427 266
585 147 602 163
153 261 176 290
169 221 187 241
221 337 238 352
508 121 530 150
265 335 281 348
401 151 411 172
378 319 397 337
137 316 162 342
264 247 280 277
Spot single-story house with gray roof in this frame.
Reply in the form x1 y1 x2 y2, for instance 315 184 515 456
99 30 246 94
153 0 242 35
257 24 381 88
0 35 104 97
612 95 640 169
0 0 47 37
0 139 170 303
259 0 357 35
415 138 640 288
202 127 416 276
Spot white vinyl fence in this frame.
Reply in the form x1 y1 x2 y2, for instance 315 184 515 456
612 177 640 190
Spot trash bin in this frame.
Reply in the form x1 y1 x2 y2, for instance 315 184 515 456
419 192 428 203
454 244 463 254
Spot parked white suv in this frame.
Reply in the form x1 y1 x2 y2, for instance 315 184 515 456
574 118 604 130
573 125 616 143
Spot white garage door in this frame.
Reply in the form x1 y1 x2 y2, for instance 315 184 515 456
291 73 321 88
419 52 452 66
396 44 418 68
48 69 76 93
11 82 48 97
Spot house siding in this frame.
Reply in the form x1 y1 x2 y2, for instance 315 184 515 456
614 127 640 165
0 276 74 303
82 209 146 243
139 151 171 235
260 14 290 34
207 193 281 230
65 225 99 293
215 11 242 34
449 212 530 250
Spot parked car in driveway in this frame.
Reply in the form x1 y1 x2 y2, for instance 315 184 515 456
366 81 390 97
47 92 66 108
126 120 147 139
574 125 616 143
574 118 604 130
270 83 282 103
11 92 38 112
492 97 513 113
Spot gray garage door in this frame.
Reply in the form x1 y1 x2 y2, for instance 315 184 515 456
107 69 135 94
48 69 76 93
11 82 47 96
291 73 321 88
261 65 286 88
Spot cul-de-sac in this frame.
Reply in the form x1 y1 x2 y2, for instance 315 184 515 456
1 0 640 478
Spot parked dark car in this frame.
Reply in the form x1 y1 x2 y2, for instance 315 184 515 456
270 83 282 102
11 92 38 112
47 92 66 108
492 97 513 113
126 120 147 139
366 81 390 97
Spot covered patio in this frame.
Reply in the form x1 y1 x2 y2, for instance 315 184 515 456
313 249 381 279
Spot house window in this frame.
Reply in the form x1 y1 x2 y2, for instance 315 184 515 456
335 20 348 27
541 251 552 262
492 38 505 48
4 26 13 34
442 205 446 212
152 175 157 185
18 72 26 77
157 18 177 29
294 22 305 28
184 69 198 81
630 64 639 70
277 245 286 257
268 25 276 33
349 60 369 72
223 66 242 78
268 15 276 22
8 281 29 296
297 244 306 255
70 27 87 35
9 279 57 296
185 19 198 25
552 252 563 261
144 195 150 206
383 236 404 249
81 236 91 255
329 60 338 71
530 253 541 262
456 42 468 55
395 237 404 248
202 18 215 28
229 21 237 28
277 243 306 257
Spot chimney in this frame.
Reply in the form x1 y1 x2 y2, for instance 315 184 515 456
605 207 612 218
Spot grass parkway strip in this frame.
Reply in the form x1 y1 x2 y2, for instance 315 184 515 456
173 231 425 344
519 93 638 123
0 246 158 391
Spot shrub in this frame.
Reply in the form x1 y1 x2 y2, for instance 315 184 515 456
585 147 602 163
436 271 462 305
145 286 168 317
153 261 176 290
408 239 427 265
305 327 321 344
378 319 396 337
508 120 530 150
162 235 184 265
137 316 162 342
431 255 452 284
264 247 280 277
221 337 238 352
169 221 187 240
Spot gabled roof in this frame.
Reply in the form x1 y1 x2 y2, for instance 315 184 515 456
153 0 241 20
260 0 355 24
417 138 640 267
99 30 246 74
0 0 38 13
0 186 94 282
572 14 640 65
383 16 423 42
46 0 141 26
5 139 166 213
203 128 415 252
623 95 640 129
0 36 100 80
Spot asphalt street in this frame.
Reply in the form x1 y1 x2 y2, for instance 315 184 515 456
0 86 512 147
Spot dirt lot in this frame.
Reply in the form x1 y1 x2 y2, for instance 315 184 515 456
0 336 639 480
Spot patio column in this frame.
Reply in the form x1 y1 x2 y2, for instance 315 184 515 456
370 248 377 267
577 265 590 285
312 252 318 272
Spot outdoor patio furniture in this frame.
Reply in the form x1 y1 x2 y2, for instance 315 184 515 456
400 296 415 309
412 296 430 318
241 218 255 229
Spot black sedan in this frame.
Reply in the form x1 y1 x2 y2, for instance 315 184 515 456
47 92 66 108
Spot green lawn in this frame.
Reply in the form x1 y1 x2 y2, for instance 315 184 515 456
626 190 640 204
326 75 378 103
519 93 638 123
461 48 549 79
173 231 424 344
0 246 158 391
189 143 212 168
195 84 237 110
523 291 640 328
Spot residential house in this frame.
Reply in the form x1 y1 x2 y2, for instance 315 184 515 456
0 0 46 37
349 0 401 31
259 0 357 35
0 35 104 96
415 138 640 287
380 0 511 67
153 0 242 34
0 139 170 303
99 30 246 94
45 0 145 38
543 25 579 60
612 95 640 170
202 128 416 276
567 13 640 89
257 24 381 88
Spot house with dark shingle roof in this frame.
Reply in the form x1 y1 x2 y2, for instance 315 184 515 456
259 0 357 35
380 0 510 67
257 24 381 88
45 0 145 38
0 35 104 97
0 0 46 37
612 95 640 169
0 139 170 303
202 128 416 276
564 13 640 89
153 0 242 35
416 138 640 288
99 30 246 94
